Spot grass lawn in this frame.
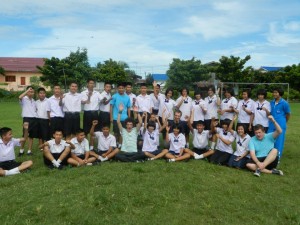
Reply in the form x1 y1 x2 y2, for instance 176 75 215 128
0 102 299 225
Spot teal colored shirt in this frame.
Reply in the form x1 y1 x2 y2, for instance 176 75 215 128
249 133 276 157
110 93 131 121
121 128 138 153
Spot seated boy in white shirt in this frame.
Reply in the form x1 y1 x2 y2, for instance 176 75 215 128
41 129 71 169
0 123 33 176
89 120 120 162
67 129 97 167
164 125 191 162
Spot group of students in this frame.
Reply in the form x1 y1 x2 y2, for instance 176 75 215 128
0 79 291 177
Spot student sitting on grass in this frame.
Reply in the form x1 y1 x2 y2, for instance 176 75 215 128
114 103 146 162
227 115 250 169
41 129 71 169
89 120 120 162
67 129 97 167
184 109 215 160
0 123 33 177
209 118 235 165
142 113 168 160
246 115 283 177
164 125 191 162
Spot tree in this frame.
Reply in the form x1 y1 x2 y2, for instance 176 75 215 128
0 66 5 76
216 55 252 82
280 64 300 90
166 57 210 90
145 73 154 85
37 48 92 90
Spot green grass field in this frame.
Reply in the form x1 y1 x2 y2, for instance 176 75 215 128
0 102 299 225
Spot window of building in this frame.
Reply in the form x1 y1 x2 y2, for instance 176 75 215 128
21 77 26 85
5 76 16 82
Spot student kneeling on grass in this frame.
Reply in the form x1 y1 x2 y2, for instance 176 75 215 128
114 103 146 162
246 115 283 177
164 125 191 162
89 120 120 162
209 118 234 165
0 123 33 177
41 129 71 169
67 129 97 167
184 109 215 160
227 115 250 169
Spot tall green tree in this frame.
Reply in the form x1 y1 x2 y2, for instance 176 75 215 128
0 66 5 75
216 55 252 82
166 57 210 90
37 48 91 90
280 64 300 90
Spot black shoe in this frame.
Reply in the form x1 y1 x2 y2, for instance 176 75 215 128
92 161 101 166
48 165 55 170
58 165 64 170
18 152 24 157
26 152 33 156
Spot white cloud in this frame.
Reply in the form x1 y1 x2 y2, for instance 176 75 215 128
267 22 300 47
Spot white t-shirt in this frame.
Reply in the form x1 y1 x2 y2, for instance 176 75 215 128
158 96 176 120
216 127 234 154
142 130 159 152
168 133 186 153
47 139 70 154
99 91 112 112
192 129 210 149
233 132 250 157
81 90 101 111
237 99 255 123
220 97 238 120
94 132 116 151
192 99 207 122
62 92 83 112
36 98 50 119
0 138 20 162
70 137 89 156
253 100 271 127
204 95 219 120
136 94 154 113
150 93 164 110
176 96 193 121
126 93 136 110
48 95 64 118
20 96 38 118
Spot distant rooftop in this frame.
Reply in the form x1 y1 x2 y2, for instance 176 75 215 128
152 74 168 81
260 66 283 72
0 57 44 72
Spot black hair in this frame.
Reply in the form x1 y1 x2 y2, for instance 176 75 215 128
236 124 247 134
124 117 135 125
87 79 95 83
181 87 189 96
53 84 60 88
196 120 205 126
147 121 156 129
26 86 33 90
102 123 110 129
69 81 78 86
221 119 231 127
194 91 201 97
242 89 251 98
273 87 284 96
172 124 182 133
207 85 215 93
0 127 12 138
76 128 85 134
126 82 132 87
37 87 46 93
165 87 173 96
117 83 125 87
140 83 147 88
53 129 63 134
225 88 235 96
257 89 267 98
156 84 161 88
104 82 112 86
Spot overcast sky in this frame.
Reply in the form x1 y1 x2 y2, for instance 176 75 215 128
1 0 300 76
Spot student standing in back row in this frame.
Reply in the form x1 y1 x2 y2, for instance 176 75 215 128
99 82 112 130
36 87 50 146
48 85 64 136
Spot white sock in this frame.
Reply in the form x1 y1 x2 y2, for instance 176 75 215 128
211 142 216 150
57 159 62 164
102 157 108 162
27 150 31 153
19 149 24 153
118 144 122 148
194 153 201 159
5 167 20 176
51 159 60 168
186 143 189 148
150 158 155 160
89 146 94 150
170 158 176 162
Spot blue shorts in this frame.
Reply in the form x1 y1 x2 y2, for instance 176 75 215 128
169 150 179 156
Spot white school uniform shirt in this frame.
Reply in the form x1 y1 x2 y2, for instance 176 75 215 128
157 96 176 120
36 98 50 119
62 92 83 112
47 139 70 154
136 94 154 113
176 96 193 121
94 132 116 151
237 99 255 123
150 93 164 110
215 127 235 154
220 97 238 120
126 93 136 110
233 132 250 157
168 133 186 154
81 90 101 111
0 138 20 162
192 129 211 149
20 96 38 118
204 95 219 120
192 99 207 122
48 95 64 118
99 91 112 112
142 130 159 152
70 137 89 156
253 100 271 127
